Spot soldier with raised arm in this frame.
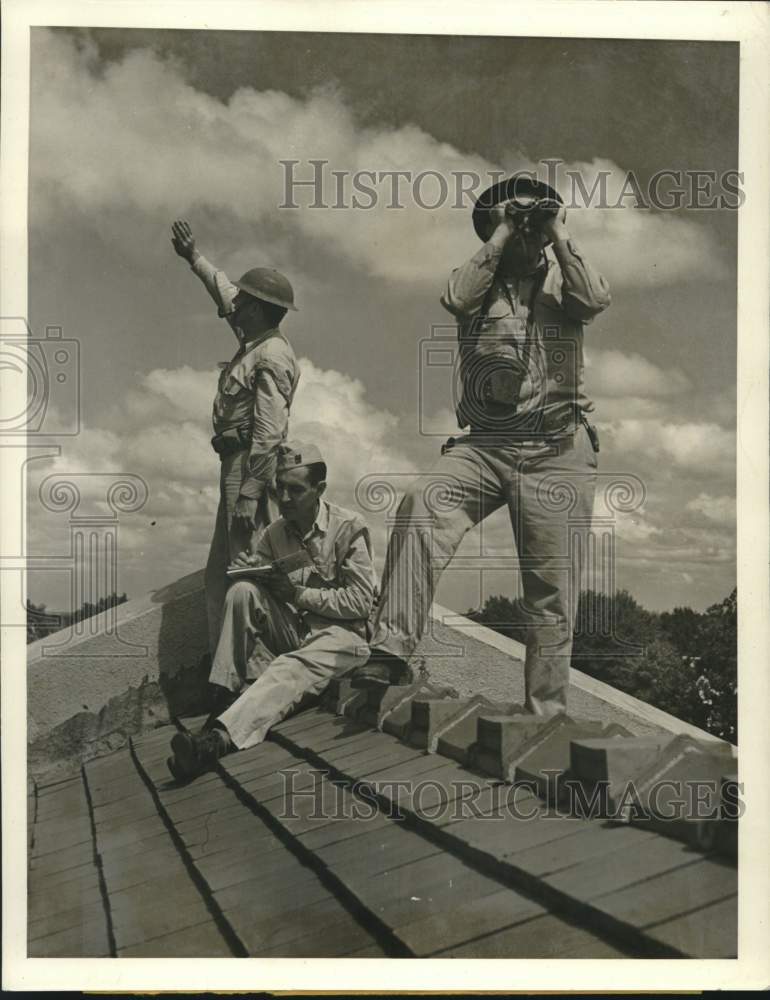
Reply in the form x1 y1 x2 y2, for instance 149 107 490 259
171 220 300 660
355 177 611 718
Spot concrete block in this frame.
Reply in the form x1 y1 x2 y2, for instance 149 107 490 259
407 696 477 749
616 734 738 853
435 698 515 763
510 718 630 800
378 683 451 738
471 711 544 778
569 734 675 809
320 677 367 718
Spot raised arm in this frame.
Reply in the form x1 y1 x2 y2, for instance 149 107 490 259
440 204 515 318
171 219 240 323
541 207 611 321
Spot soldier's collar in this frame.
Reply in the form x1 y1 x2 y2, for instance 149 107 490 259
503 254 547 283
239 327 279 353
313 499 330 536
289 500 329 542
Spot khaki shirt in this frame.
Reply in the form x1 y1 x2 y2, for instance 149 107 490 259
255 500 377 637
190 252 300 499
441 238 610 434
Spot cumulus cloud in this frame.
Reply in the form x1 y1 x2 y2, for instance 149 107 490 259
27 356 415 596
30 30 726 290
24 30 736 613
686 493 736 523
598 418 734 476
586 348 690 398
543 157 726 287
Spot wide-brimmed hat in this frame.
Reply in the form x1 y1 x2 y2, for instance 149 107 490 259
472 175 563 241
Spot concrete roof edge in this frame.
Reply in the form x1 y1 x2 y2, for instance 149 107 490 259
26 569 205 663
430 603 730 748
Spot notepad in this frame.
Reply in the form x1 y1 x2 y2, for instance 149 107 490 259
225 564 274 581
226 547 313 580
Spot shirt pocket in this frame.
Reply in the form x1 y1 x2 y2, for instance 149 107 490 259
221 365 251 397
310 554 338 586
477 299 514 327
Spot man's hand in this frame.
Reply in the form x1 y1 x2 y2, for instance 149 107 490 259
171 219 197 261
259 567 297 604
232 496 258 534
540 202 569 243
228 550 259 571
488 202 518 241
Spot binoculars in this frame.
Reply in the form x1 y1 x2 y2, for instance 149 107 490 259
503 196 562 233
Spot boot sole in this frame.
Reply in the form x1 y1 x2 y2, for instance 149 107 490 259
170 731 198 776
166 755 189 784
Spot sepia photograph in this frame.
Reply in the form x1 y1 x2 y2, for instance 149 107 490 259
2 0 768 993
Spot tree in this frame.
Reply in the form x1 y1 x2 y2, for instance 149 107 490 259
659 605 703 658
472 587 737 744
25 600 62 644
572 589 657 691
688 589 737 742
26 592 129 644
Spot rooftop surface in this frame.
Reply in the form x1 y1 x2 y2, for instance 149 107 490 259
28 689 737 959
26 576 738 960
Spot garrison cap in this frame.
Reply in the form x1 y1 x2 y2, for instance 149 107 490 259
276 441 325 471
472 175 563 241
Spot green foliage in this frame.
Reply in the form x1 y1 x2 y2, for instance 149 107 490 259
26 592 128 644
472 587 737 743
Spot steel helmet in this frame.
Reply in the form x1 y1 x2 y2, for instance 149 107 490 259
233 267 298 311
472 176 563 242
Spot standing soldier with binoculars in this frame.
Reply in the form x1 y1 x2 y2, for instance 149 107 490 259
355 177 611 718
171 220 300 658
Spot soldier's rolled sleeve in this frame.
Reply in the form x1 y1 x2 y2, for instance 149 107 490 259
190 251 240 320
293 534 376 620
550 239 611 321
238 371 289 501
440 241 504 317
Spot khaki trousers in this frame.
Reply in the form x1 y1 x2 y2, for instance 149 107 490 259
369 424 598 716
212 579 370 750
204 449 276 656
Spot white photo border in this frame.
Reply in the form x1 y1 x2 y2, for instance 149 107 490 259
2 0 768 991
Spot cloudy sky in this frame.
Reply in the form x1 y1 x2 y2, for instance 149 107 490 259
27 27 738 615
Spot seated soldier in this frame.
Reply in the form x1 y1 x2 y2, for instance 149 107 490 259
168 442 375 781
